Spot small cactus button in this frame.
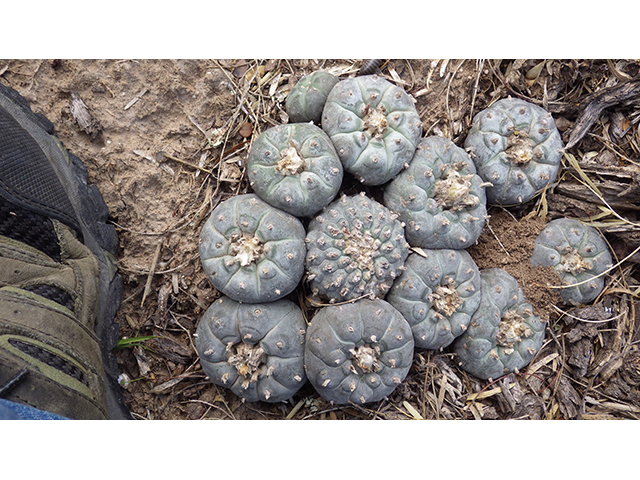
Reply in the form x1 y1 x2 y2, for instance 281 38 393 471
452 268 546 381
195 296 307 403
386 249 482 350
321 74 423 185
464 97 563 205
530 218 612 305
247 123 343 217
286 71 340 125
199 194 306 303
384 136 488 249
305 192 410 303
304 298 414 405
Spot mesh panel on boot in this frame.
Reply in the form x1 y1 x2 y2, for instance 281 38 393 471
8 338 88 386
0 106 78 232
0 195 61 261
23 284 75 311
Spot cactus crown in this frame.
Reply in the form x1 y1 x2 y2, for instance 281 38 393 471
558 247 592 274
428 279 463 317
229 232 264 267
433 162 480 211
495 309 534 350
227 342 266 389
361 104 388 138
350 342 381 373
276 143 307 175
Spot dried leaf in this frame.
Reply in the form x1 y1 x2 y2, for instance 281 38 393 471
239 121 253 138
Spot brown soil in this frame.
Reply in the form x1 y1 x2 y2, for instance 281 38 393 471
468 208 563 324
2 59 639 420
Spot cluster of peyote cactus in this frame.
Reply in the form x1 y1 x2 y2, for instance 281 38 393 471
194 68 612 407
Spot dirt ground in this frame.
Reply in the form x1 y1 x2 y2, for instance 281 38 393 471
2 59 639 420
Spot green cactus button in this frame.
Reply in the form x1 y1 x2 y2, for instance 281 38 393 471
286 71 340 125
384 136 488 249
199 194 306 303
247 122 343 217
452 268 546 381
321 75 423 185
195 296 307 403
304 298 414 405
305 192 409 304
531 218 612 305
386 249 482 350
464 97 563 205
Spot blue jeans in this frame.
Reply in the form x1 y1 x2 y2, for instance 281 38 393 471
0 398 68 420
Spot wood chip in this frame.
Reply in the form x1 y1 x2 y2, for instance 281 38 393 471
69 91 102 139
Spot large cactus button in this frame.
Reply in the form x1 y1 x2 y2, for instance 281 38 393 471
247 122 343 217
452 268 546 381
386 249 482 350
304 298 414 405
305 192 409 303
464 97 563 205
195 296 307 403
321 74 423 185
384 136 488 249
199 194 306 303
530 218 612 305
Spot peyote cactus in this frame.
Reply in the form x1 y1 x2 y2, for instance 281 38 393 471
386 249 482 350
286 71 340 125
247 123 343 217
199 194 306 303
305 192 410 303
530 218 612 305
195 296 307 403
384 136 488 249
321 74 423 185
452 268 546 381
464 97 563 205
304 298 414 405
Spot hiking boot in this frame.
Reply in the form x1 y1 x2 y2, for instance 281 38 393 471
0 82 130 419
